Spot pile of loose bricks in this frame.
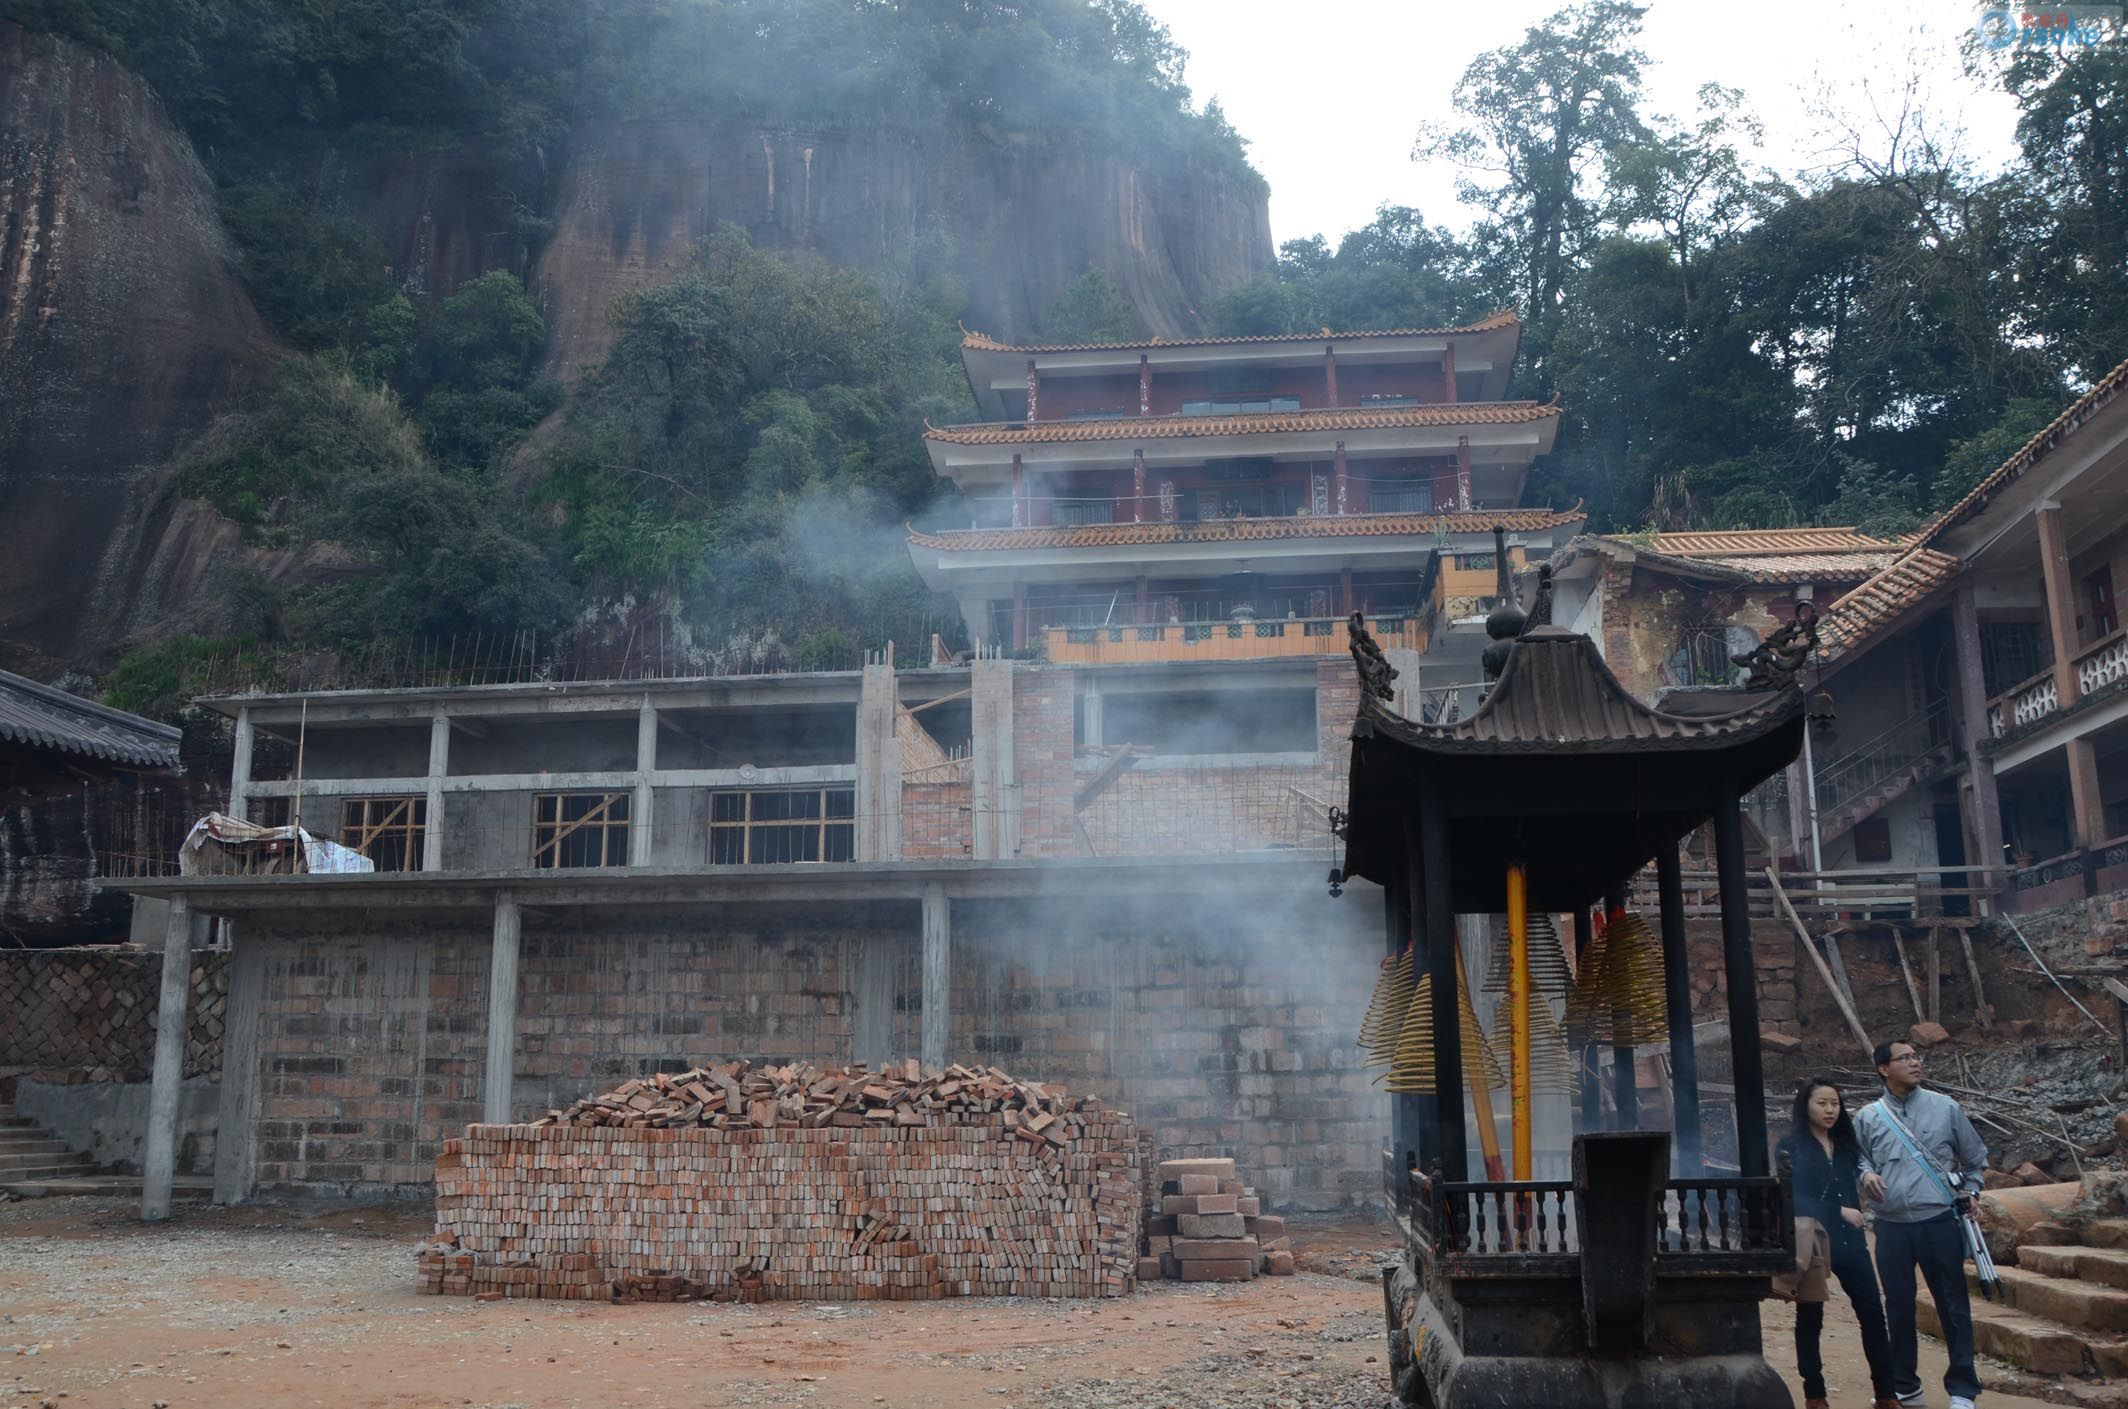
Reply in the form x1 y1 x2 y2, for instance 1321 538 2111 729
1137 1156 1294 1282
417 1060 1141 1301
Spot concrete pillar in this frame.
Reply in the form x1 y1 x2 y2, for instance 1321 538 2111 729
631 697 656 865
1010 582 1028 653
856 662 902 861
1137 355 1150 417
970 658 1018 860
1951 581 2007 882
423 715 449 871
921 884 951 1070
2036 504 2107 846
1323 345 1339 407
1012 454 1027 528
1080 677 1103 748
1442 340 1457 403
212 930 264 1204
483 895 521 1125
229 708 254 821
141 894 193 1221
852 936 896 1068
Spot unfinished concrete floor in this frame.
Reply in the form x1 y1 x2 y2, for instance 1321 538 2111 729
0 1198 2086 1409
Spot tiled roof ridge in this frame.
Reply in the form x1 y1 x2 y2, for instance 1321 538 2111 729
1817 546 1964 660
924 400 1559 446
1641 526 1904 556
0 667 183 769
1919 352 2128 548
906 505 1586 552
957 307 1521 355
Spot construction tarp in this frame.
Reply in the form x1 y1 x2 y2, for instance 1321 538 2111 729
179 812 374 876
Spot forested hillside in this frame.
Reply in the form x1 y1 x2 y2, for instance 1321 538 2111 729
2 0 2125 710
1215 1 2128 537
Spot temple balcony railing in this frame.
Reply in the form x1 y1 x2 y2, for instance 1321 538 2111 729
1043 614 1425 664
2077 628 2128 698
1407 1172 1791 1276
1984 629 2128 740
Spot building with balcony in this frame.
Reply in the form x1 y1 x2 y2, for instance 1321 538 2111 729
909 313 1579 661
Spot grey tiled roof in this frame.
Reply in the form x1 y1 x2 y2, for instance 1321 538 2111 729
0 669 181 769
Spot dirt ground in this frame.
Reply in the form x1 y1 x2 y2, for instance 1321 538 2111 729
0 1197 2082 1409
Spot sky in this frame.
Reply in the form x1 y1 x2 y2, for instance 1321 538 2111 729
1142 0 2030 248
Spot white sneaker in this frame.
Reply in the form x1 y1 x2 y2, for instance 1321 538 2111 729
1896 1394 1926 1409
1948 1397 1975 1409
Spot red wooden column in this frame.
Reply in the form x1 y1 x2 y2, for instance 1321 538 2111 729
1131 449 1146 523
1011 453 1028 528
1135 575 1149 624
1025 359 1040 422
1324 345 1339 407
1333 441 1349 515
1454 436 1472 511
1138 355 1151 416
2037 503 2108 847
1442 341 1457 404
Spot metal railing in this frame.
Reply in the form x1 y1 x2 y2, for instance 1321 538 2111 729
1813 700 1953 821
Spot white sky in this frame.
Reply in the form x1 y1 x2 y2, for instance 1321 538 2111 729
1144 0 2027 247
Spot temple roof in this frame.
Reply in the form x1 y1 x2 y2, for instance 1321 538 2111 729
1339 628 1806 911
1570 527 1906 587
1818 547 1963 662
0 669 182 770
907 506 1584 553
958 308 1521 356
924 400 1560 448
1919 351 2128 550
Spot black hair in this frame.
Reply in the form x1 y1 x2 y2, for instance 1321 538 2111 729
1872 1039 1912 1067
1790 1075 1859 1157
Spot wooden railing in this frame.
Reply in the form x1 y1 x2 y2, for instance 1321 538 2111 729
1042 614 1425 664
1631 865 2000 921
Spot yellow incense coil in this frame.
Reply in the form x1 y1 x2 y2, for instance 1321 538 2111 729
1483 913 1571 996
1381 971 1504 1094
1360 946 1415 1068
1564 911 1670 1047
1491 995 1579 1095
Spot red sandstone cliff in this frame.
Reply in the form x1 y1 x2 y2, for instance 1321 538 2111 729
0 21 279 671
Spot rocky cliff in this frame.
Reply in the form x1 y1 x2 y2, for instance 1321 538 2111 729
0 21 278 671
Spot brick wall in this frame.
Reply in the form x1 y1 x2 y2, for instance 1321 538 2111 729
0 945 225 1081
903 779 971 858
1012 666 1077 857
1683 919 1799 1035
235 879 1387 1209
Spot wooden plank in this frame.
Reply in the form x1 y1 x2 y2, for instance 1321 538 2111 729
1764 866 1875 1060
1890 931 1926 1022
1927 926 1942 1024
1073 745 1138 813
1956 926 1993 1032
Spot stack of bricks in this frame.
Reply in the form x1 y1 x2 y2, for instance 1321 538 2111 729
418 1062 1142 1302
1136 1157 1295 1282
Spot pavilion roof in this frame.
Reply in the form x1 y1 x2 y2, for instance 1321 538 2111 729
0 669 181 770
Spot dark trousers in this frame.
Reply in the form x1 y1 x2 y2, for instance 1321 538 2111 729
1796 1234 1896 1401
1876 1212 1981 1401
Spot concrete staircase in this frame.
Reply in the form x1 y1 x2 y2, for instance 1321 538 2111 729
0 1105 209 1201
1919 1219 2128 1382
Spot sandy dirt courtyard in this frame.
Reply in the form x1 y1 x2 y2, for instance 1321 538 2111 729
0 1197 2082 1409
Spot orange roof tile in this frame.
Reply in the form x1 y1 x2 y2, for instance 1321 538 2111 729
1690 551 1902 583
925 401 1560 448
908 507 1585 554
1818 548 1963 660
1645 527 1903 557
959 309 1521 356
1920 353 2128 548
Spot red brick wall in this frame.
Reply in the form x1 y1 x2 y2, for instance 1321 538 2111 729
904 778 971 858
1012 666 1078 858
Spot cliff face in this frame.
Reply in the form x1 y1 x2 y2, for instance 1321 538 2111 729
0 22 277 670
529 122 1273 379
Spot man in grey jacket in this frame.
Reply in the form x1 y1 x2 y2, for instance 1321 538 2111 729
1855 1038 1989 1409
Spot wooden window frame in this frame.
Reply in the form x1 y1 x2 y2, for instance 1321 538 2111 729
340 794 427 871
708 787 856 865
531 791 631 869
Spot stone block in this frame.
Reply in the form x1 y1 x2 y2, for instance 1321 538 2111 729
1262 1250 1295 1276
1173 1237 1257 1261
1759 1029 1802 1053
1178 1258 1255 1282
1909 1021 1951 1047
1177 1212 1247 1239
2014 1161 2053 1186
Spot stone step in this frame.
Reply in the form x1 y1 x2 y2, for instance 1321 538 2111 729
0 1138 70 1157
2086 1220 2128 1252
1984 1265 2128 1334
1921 1291 2097 1377
0 1175 212 1201
2022 1245 2128 1293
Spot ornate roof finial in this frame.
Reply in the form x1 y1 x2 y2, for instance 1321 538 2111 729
1732 600 1822 691
1481 525 1525 680
1525 563 1555 629
1348 611 1399 702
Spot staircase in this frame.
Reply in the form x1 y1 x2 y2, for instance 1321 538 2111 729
0 1105 210 1200
1920 1218 2128 1383
1815 701 1956 842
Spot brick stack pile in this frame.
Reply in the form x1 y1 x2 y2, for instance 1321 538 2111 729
1136 1157 1295 1282
417 1060 1141 1302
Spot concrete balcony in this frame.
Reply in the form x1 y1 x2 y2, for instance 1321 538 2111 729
1987 628 2128 738
1042 614 1426 665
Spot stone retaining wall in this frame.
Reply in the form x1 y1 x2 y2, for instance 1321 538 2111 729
0 946 225 1080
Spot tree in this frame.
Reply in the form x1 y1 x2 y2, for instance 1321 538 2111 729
1043 270 1135 343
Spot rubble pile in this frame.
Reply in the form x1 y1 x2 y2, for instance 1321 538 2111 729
1135 1157 1294 1282
419 1061 1142 1302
